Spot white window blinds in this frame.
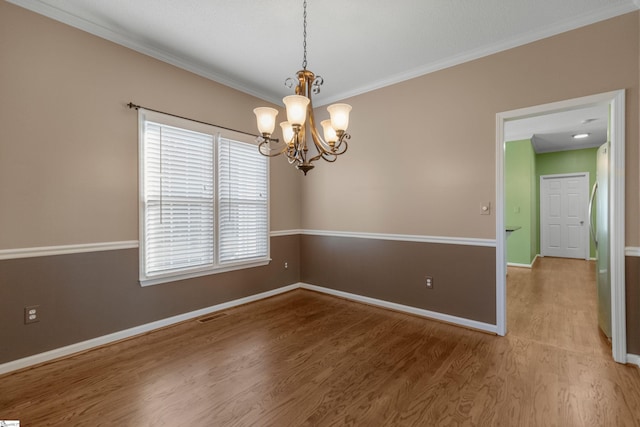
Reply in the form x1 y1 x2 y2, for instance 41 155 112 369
143 122 215 276
139 110 270 286
218 138 268 263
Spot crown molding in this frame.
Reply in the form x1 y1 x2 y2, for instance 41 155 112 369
8 0 637 107
316 3 640 106
5 0 282 104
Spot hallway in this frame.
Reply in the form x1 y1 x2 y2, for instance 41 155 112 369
507 256 611 359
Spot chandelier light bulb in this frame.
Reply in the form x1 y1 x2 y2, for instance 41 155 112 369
253 107 278 136
280 121 295 145
327 103 352 132
283 95 310 126
321 119 337 144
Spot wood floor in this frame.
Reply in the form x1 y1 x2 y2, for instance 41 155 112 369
2 258 640 426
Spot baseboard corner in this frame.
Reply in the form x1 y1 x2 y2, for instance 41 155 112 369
299 282 497 334
627 353 640 368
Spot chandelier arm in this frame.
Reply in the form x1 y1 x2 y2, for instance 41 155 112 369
318 140 347 163
309 124 334 154
305 89 338 155
333 133 350 155
288 128 308 167
308 136 348 164
258 139 290 157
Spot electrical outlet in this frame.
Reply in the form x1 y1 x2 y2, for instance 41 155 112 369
425 276 434 289
24 305 40 324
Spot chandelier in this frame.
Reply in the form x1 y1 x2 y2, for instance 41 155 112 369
253 0 352 175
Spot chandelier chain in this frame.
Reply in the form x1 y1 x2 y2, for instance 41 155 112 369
302 0 307 69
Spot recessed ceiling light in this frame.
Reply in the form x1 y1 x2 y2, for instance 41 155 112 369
572 133 590 139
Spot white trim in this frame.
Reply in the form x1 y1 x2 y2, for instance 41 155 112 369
496 90 627 363
496 113 507 336
507 255 538 269
507 262 532 268
302 229 496 247
626 247 640 257
270 229 304 237
609 90 627 364
300 283 498 334
0 241 138 260
0 283 301 376
0 230 495 261
627 354 640 368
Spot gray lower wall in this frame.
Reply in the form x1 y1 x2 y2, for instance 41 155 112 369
300 235 497 325
0 235 300 364
3 232 638 365
626 256 640 355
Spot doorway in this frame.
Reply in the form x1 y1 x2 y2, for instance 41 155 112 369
495 90 626 363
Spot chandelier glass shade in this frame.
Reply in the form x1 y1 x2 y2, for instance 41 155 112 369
253 1 352 175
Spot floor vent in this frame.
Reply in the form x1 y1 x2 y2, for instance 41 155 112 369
197 313 227 323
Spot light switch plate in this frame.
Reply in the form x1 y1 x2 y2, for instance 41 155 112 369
481 201 491 215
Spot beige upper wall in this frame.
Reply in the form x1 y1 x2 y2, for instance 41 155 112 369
0 2 301 250
1 2 637 248
303 12 639 244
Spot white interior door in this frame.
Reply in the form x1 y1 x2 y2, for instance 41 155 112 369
540 173 589 259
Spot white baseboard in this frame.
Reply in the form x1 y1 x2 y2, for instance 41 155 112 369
627 353 640 368
0 281 507 375
300 283 498 334
0 283 301 376
507 254 538 269
6 278 633 375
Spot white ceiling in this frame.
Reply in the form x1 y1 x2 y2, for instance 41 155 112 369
505 104 609 153
8 0 639 108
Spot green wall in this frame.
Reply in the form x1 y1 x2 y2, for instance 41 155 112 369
505 140 537 265
505 141 598 264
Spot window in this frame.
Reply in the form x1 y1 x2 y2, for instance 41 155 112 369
138 110 269 286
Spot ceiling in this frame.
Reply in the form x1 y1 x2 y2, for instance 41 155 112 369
504 104 609 153
8 0 639 108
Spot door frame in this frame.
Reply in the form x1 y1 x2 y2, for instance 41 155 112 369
539 172 590 260
495 90 626 363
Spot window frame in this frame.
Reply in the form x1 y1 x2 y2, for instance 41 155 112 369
138 109 270 287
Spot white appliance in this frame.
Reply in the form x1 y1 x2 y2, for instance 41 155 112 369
589 141 610 338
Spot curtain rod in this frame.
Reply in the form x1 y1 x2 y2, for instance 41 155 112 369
127 102 261 139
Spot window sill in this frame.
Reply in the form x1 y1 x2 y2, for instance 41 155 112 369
139 258 271 287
